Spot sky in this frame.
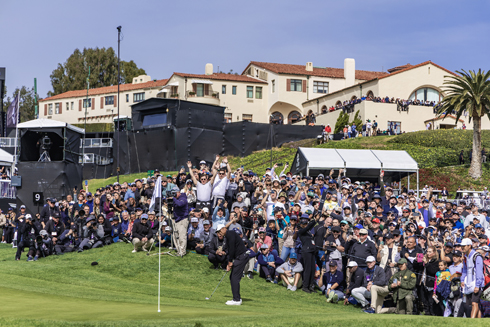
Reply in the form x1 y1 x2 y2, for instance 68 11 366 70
1 0 490 99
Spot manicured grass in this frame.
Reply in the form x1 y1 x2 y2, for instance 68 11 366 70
0 243 488 326
87 171 177 193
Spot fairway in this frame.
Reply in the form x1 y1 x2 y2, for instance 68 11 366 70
0 243 488 327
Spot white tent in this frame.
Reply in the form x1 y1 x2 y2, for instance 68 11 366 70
0 148 14 166
291 147 419 195
17 118 85 134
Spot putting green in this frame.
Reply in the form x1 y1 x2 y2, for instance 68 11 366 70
0 286 253 323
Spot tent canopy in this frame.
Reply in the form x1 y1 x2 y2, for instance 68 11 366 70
291 147 418 184
17 118 85 134
0 148 14 166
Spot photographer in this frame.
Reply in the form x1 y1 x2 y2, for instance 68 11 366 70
131 214 154 253
170 186 189 257
15 214 39 261
44 213 65 246
77 216 98 252
40 198 59 227
55 226 80 255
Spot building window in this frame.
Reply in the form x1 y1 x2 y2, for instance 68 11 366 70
272 80 275 93
196 84 204 97
255 86 262 99
66 102 69 111
83 99 92 108
222 85 226 94
288 111 302 124
133 92 145 102
126 94 129 102
224 113 232 123
232 86 237 95
313 81 329 94
55 103 60 114
246 86 253 98
48 104 53 115
409 87 441 102
105 96 114 105
290 79 303 92
270 112 284 124
71 102 74 110
242 114 253 122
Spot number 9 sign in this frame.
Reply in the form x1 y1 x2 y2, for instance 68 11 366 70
33 192 44 205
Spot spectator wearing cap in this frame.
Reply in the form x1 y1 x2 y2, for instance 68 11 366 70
170 186 189 257
419 198 434 227
131 214 154 253
280 215 298 261
195 220 214 255
351 255 386 313
368 218 382 240
349 228 377 269
298 214 321 293
388 258 417 315
342 206 354 225
383 196 398 216
187 217 203 250
377 233 399 279
464 204 488 230
344 261 365 304
55 225 80 255
460 238 485 318
15 214 39 261
77 215 98 252
319 260 344 302
257 243 284 283
277 252 303 291
449 250 463 277
40 198 60 226
324 226 345 270
440 241 454 266
159 226 173 247
208 224 228 269
85 192 94 214
44 213 65 245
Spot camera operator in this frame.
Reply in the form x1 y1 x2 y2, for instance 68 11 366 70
55 226 80 255
169 186 189 257
40 198 60 228
132 213 154 252
77 215 98 252
37 230 54 257
44 213 65 246
15 214 39 261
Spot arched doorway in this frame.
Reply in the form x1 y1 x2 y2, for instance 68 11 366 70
366 91 374 99
351 95 357 101
268 101 303 124
288 111 302 124
335 101 342 107
270 111 284 124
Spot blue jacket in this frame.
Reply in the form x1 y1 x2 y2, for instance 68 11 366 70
323 270 344 291
257 251 284 267
173 193 188 222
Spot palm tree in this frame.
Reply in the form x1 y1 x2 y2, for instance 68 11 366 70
437 69 490 179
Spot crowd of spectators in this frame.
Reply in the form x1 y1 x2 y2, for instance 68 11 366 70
1 156 490 318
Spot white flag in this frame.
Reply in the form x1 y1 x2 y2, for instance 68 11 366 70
149 175 162 212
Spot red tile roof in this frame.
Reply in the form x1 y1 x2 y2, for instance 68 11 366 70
244 61 388 80
169 72 267 84
387 64 413 73
39 79 168 102
425 114 464 123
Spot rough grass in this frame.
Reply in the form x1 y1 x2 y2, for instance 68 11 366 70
1 243 488 326
88 171 177 193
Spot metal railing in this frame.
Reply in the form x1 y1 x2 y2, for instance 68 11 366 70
0 180 16 199
186 90 219 99
0 137 18 148
79 153 112 165
80 138 113 148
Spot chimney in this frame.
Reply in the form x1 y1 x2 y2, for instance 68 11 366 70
306 62 313 72
205 63 213 75
344 58 355 87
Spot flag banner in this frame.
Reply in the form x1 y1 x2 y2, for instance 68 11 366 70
149 175 162 212
6 93 19 128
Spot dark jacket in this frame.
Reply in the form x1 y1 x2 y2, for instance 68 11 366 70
348 267 365 291
132 220 153 240
173 193 188 222
225 229 247 261
298 219 317 253
349 240 377 267
424 258 439 288
40 205 60 224
399 245 424 273
18 220 39 243
208 234 227 256
362 265 386 287
44 219 65 239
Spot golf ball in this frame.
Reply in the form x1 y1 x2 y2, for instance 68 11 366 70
205 297 209 300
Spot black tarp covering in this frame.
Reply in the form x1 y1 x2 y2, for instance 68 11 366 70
19 127 81 163
16 161 83 215
222 122 323 157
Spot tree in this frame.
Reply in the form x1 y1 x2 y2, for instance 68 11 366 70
334 111 349 134
3 86 37 123
350 110 363 132
48 47 146 96
437 69 490 179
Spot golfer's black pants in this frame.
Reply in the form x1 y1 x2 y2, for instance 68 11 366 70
302 251 315 290
230 252 249 301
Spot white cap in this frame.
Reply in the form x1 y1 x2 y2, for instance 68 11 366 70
202 207 209 213
347 261 358 268
165 226 172 231
461 238 472 246
190 217 199 223
366 256 376 263
216 224 225 230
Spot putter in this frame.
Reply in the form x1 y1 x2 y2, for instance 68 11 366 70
205 270 228 300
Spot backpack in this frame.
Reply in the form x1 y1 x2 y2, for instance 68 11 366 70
473 254 490 301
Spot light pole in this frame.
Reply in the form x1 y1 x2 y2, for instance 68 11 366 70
116 26 121 182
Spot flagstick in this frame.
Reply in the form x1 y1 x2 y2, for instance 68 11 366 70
13 90 20 171
158 187 162 313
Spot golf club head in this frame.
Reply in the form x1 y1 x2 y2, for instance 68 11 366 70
91 261 98 266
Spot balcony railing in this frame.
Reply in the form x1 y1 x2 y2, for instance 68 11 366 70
80 138 113 148
0 180 16 199
0 137 18 148
79 153 113 165
186 91 219 99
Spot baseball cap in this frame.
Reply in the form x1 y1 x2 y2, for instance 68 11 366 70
289 252 298 259
140 214 148 220
259 227 266 233
199 160 206 165
216 224 225 230
475 223 483 229
25 214 32 220
372 218 380 224
397 258 408 265
165 226 172 231
20 205 26 209
260 244 269 249
347 261 358 268
354 224 363 229
202 220 210 225
366 256 376 263
328 260 338 267
190 217 198 223
202 207 209 213
453 250 463 257
340 220 348 225
331 226 341 232
359 229 368 235
460 238 472 246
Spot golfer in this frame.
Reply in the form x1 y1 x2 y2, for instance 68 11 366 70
217 226 248 305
